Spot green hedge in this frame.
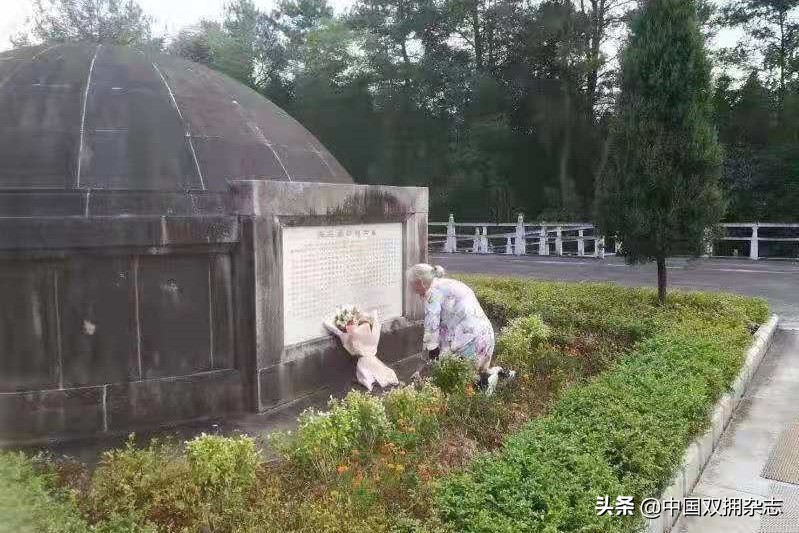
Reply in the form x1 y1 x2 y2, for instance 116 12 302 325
435 278 768 532
0 452 90 533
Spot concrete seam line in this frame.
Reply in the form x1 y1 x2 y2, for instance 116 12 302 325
650 314 780 533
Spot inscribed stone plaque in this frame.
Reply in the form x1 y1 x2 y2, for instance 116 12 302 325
282 223 403 345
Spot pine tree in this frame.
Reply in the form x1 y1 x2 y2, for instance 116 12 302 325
595 0 723 304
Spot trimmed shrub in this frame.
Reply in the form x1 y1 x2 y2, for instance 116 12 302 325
383 383 444 451
0 451 91 533
430 355 477 394
270 390 391 478
87 437 200 532
495 314 551 371
185 433 262 529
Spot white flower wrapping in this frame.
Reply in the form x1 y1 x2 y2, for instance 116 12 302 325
324 306 399 392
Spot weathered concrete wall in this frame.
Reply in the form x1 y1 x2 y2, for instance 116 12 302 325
0 182 428 444
0 193 244 444
230 180 427 412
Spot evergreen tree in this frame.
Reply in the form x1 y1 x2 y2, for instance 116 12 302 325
729 71 772 146
596 0 723 303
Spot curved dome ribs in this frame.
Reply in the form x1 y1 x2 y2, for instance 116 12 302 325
0 43 353 193
79 45 204 191
75 44 101 188
150 61 206 190
229 98 293 182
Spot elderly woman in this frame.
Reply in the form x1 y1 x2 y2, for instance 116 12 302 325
408 263 500 382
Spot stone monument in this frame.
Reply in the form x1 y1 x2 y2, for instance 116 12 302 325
0 43 426 444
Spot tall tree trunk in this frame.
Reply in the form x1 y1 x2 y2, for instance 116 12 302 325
657 255 667 304
472 2 483 70
586 0 605 113
397 0 414 88
559 89 575 211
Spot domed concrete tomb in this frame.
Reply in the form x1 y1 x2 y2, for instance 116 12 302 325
0 43 427 444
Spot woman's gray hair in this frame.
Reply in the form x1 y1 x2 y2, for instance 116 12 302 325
407 263 446 285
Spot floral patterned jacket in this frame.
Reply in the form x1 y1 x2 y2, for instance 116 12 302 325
422 278 495 358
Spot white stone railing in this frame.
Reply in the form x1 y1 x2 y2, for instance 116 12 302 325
428 216 799 260
709 223 799 260
428 215 614 258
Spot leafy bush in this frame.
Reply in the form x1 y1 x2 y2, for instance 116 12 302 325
185 433 262 529
383 383 444 450
495 314 550 371
0 451 90 533
430 355 477 394
87 437 200 532
270 390 391 478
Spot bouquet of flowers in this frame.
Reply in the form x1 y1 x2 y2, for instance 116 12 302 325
332 305 374 334
324 306 399 392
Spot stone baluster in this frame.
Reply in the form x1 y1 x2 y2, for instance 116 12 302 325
750 224 759 260
555 226 563 256
505 236 513 254
538 225 548 255
480 226 490 254
703 227 713 257
445 214 457 253
596 236 605 259
577 229 585 256
514 214 526 255
472 227 480 253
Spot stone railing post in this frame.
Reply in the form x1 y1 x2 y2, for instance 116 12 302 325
703 227 713 257
555 226 563 256
505 236 513 254
480 226 490 254
514 214 526 255
595 237 605 259
445 214 457 253
538 225 548 255
472 227 480 253
577 229 585 256
750 224 759 260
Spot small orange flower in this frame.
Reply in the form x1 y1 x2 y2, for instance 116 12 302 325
465 384 475 397
337 464 349 474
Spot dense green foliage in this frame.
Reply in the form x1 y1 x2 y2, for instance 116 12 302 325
429 355 479 394
0 452 91 533
0 278 768 532
596 0 723 301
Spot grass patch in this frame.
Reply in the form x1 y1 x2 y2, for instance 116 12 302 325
1 278 768 533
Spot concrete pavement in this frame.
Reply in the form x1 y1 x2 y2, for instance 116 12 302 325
433 254 799 318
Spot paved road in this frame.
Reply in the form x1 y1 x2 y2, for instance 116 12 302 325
433 254 799 319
